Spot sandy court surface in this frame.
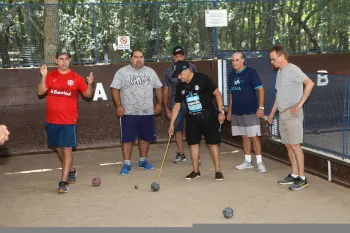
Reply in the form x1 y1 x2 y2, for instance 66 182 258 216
1 142 350 226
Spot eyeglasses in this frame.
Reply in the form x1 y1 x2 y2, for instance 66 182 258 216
270 54 282 62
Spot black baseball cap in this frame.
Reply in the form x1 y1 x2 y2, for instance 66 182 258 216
172 60 190 77
172 46 185 56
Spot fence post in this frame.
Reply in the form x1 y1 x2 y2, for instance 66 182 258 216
155 4 159 57
92 3 98 63
321 0 327 52
212 0 218 57
27 4 33 66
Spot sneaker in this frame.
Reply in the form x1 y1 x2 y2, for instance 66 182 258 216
289 177 309 191
67 168 77 184
120 163 132 175
278 174 297 185
215 172 224 180
57 181 69 193
185 171 201 180
198 159 202 165
235 161 254 170
257 163 267 173
138 159 154 170
174 153 186 163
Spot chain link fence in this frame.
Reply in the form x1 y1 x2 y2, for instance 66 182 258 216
0 0 349 67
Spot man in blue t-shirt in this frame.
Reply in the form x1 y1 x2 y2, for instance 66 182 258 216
227 51 267 173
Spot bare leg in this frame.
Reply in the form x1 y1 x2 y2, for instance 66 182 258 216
138 139 150 158
208 144 221 172
290 144 305 176
55 148 63 164
122 142 133 160
175 132 184 154
285 144 299 175
61 147 73 182
189 144 200 172
250 136 261 155
242 136 252 155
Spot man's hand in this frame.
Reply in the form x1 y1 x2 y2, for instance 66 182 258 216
267 114 274 124
116 105 125 117
256 108 264 118
218 113 226 124
290 104 301 115
40 64 48 77
165 108 172 120
0 125 10 146
86 72 94 85
168 124 175 137
154 103 161 115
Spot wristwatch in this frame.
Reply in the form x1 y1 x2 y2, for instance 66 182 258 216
259 107 264 110
218 110 225 114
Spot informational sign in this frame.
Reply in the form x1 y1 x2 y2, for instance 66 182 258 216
117 36 130 50
205 9 228 27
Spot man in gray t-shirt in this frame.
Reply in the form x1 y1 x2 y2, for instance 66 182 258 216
110 49 163 176
268 45 314 191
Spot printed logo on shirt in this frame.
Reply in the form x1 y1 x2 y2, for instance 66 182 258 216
186 91 202 114
129 75 151 85
67 80 74 86
194 85 199 91
229 77 243 91
50 89 72 96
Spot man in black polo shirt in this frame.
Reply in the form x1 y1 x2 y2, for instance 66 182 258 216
168 61 225 181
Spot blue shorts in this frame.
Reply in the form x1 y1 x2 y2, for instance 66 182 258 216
44 122 77 148
120 115 156 143
173 109 187 132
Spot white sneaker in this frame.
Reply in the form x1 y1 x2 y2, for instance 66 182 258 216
257 163 267 173
235 161 254 170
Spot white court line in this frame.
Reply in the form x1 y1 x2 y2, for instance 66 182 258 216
99 162 122 166
4 162 123 176
221 150 240 154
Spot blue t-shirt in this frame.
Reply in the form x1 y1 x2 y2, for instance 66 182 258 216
228 66 263 115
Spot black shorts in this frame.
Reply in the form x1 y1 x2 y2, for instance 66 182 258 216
185 112 221 145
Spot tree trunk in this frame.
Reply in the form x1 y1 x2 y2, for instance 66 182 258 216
44 0 58 64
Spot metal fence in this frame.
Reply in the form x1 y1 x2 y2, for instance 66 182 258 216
0 0 349 67
221 50 350 159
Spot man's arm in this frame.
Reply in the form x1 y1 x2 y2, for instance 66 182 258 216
83 72 94 98
257 87 264 108
267 99 278 124
154 87 163 115
163 86 169 110
169 103 181 126
37 64 48 95
111 88 122 108
296 77 314 110
213 88 224 112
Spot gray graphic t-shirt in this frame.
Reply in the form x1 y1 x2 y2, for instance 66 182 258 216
110 65 163 115
163 63 197 109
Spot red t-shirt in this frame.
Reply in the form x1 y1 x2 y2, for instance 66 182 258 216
45 69 88 124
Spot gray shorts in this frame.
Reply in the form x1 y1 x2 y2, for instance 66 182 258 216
230 114 261 137
279 108 304 145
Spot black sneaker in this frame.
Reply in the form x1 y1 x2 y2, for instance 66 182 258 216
215 172 224 180
57 181 69 193
67 168 77 184
289 177 309 191
185 171 200 180
174 153 186 163
278 174 297 185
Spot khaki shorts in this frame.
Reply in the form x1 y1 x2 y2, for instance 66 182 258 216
279 108 303 145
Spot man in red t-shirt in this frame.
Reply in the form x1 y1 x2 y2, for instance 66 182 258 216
37 47 94 193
